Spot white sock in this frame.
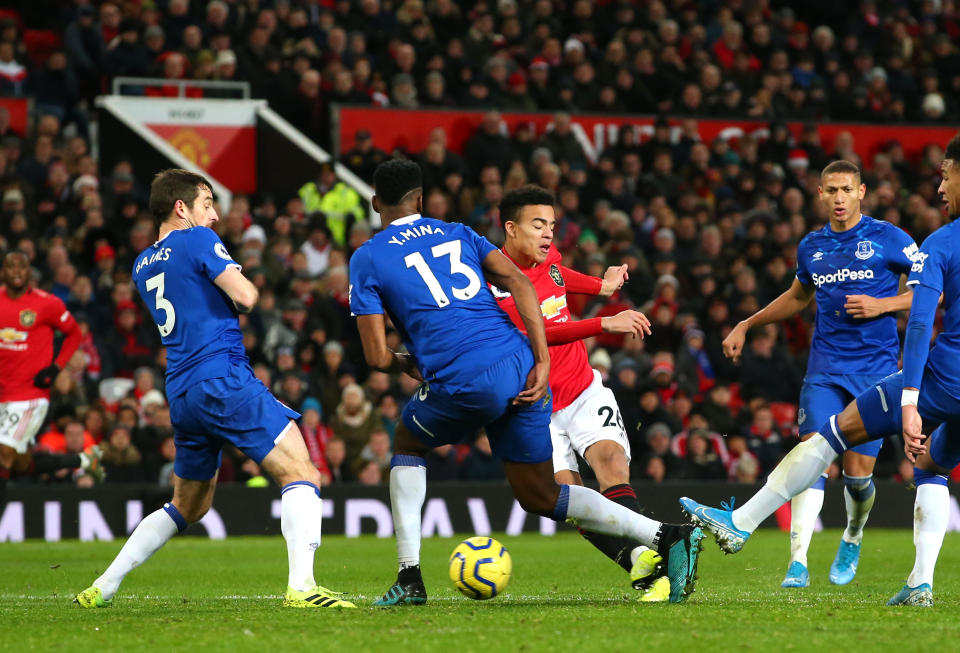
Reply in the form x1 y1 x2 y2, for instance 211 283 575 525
841 474 876 546
390 463 426 569
280 483 323 591
789 484 825 566
94 506 180 600
907 483 949 588
566 484 661 547
733 434 837 532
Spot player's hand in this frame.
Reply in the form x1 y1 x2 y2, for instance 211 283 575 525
902 404 926 463
845 294 884 319
33 364 60 389
601 310 652 338
600 265 629 296
514 359 549 406
394 352 423 382
722 322 748 362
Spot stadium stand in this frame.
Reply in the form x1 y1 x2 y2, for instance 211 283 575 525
2 0 958 488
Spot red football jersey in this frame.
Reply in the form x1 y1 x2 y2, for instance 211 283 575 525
493 246 603 411
0 287 81 402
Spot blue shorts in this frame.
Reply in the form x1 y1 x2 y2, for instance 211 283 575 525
853 370 960 468
169 360 301 480
800 373 886 458
402 346 553 464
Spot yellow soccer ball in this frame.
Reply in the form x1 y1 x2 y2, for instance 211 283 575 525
448 536 512 600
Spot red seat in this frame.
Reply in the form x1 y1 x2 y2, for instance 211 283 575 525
22 29 62 66
769 401 798 430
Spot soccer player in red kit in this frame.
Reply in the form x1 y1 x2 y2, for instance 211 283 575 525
492 185 673 601
0 251 100 500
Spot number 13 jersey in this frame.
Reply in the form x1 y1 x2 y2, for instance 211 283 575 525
349 214 528 391
132 226 246 399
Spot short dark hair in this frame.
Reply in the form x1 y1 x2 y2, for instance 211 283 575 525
500 184 556 224
373 159 422 206
820 160 860 183
945 133 960 165
149 169 212 226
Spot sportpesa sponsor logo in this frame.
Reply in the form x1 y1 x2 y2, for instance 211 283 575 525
812 268 875 287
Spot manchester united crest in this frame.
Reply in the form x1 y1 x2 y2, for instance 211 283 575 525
549 264 564 287
19 309 36 327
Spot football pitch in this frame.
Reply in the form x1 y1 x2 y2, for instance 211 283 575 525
3 530 959 652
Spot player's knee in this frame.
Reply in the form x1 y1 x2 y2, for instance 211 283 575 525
174 502 209 524
515 484 560 517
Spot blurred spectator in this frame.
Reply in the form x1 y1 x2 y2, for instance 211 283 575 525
325 437 355 484
330 383 380 461
101 425 145 483
461 433 504 481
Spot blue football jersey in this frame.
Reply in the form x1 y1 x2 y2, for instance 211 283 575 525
906 220 960 395
132 227 246 399
349 214 528 389
795 216 916 376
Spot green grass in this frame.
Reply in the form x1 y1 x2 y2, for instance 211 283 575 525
3 530 960 651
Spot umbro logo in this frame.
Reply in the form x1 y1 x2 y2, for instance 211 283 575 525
812 252 824 261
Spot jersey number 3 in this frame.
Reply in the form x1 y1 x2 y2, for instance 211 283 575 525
404 240 481 308
146 272 176 336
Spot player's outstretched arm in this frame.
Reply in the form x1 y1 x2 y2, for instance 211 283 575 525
214 267 259 313
901 283 940 461
723 278 814 362
555 263 628 297
482 250 549 404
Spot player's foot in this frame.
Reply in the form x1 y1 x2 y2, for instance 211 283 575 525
829 540 860 585
79 445 105 483
655 523 704 603
629 548 664 590
638 576 670 603
283 585 356 608
887 583 933 607
679 496 750 554
781 561 810 588
372 565 427 607
74 586 111 608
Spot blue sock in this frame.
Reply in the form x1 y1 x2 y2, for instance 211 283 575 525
391 454 426 468
914 468 949 487
282 480 321 498
552 484 570 521
818 416 848 455
162 502 188 534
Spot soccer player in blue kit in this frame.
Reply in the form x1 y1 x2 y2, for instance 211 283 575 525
75 170 355 609
351 160 703 606
721 160 916 588
681 135 960 607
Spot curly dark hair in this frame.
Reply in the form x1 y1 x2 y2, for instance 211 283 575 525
945 133 960 166
373 159 422 206
500 184 556 224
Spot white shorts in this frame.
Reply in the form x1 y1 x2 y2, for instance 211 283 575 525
0 398 50 454
550 370 631 474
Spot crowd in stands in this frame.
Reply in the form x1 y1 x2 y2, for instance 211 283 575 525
3 0 959 488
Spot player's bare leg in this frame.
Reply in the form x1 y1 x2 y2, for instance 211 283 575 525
829 449 877 585
75 473 216 608
259 421 355 608
562 441 667 601
888 448 949 606
506 459 703 602
375 422 431 606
